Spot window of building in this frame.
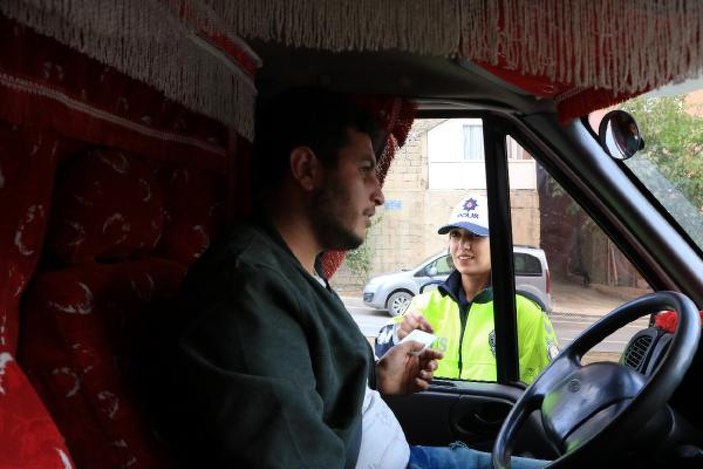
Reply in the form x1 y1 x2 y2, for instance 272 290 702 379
427 120 535 190
462 123 485 160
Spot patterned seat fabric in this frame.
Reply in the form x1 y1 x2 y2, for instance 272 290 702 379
0 354 74 468
1 14 243 467
0 123 76 468
18 147 227 468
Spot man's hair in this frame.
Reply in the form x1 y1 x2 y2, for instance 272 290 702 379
252 87 380 202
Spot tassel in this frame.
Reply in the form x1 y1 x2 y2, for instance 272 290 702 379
0 0 259 139
211 0 703 95
3 0 703 125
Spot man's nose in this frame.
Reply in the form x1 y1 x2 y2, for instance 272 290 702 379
371 174 385 206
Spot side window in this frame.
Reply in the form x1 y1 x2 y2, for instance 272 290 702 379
435 254 455 275
421 259 439 276
514 252 542 277
351 118 564 384
340 118 655 386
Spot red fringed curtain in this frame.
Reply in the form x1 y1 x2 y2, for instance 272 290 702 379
205 0 703 121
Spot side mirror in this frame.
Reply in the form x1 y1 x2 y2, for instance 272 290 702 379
426 266 438 277
598 110 645 160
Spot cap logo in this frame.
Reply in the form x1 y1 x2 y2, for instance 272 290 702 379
438 194 489 236
457 197 481 220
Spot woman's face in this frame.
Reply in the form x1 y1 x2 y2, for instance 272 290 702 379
448 228 491 278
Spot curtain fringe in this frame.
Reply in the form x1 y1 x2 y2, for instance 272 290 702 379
209 0 703 95
1 0 259 140
4 0 703 128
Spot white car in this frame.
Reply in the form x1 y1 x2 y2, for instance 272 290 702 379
363 246 552 316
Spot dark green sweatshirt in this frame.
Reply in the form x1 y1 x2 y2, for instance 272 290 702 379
150 220 373 468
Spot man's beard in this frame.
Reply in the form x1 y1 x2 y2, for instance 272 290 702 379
311 183 365 251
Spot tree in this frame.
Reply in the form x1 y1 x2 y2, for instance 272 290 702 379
620 95 703 211
343 215 383 283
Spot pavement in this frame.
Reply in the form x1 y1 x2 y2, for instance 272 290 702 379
341 279 647 318
549 280 650 319
342 280 653 353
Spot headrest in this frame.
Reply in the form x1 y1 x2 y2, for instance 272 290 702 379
47 148 164 264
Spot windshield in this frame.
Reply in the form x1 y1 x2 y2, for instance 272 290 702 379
597 80 703 253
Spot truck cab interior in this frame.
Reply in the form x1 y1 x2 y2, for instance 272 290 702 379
1 1 703 467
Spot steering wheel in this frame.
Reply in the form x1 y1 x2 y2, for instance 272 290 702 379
492 291 701 468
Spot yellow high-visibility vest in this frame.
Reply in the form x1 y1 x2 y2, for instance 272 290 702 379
404 288 559 384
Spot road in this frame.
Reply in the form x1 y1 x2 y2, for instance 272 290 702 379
342 282 651 355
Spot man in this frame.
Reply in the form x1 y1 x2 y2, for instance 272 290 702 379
376 195 559 384
148 88 545 468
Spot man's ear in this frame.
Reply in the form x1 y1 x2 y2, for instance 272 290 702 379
289 146 321 191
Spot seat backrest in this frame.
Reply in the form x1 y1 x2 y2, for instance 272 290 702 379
0 122 77 468
18 147 228 468
0 353 75 468
1 12 252 467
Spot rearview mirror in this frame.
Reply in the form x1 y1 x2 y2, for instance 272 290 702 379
598 110 645 160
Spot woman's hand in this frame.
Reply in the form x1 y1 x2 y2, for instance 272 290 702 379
375 341 443 395
396 310 434 341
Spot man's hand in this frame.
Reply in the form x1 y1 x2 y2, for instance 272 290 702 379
375 341 443 395
396 310 434 341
